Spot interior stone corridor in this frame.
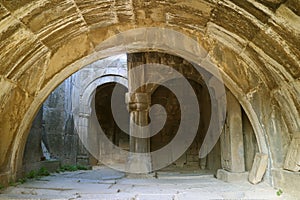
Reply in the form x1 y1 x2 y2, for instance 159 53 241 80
3 52 292 199
0 0 300 199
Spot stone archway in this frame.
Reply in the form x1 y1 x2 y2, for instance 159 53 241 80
8 27 270 182
65 54 129 166
0 8 297 194
76 75 128 164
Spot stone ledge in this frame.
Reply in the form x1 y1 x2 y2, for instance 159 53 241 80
217 169 248 182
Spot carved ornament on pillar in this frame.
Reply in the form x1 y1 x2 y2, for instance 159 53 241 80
125 92 151 112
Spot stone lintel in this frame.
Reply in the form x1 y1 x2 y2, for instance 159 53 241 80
125 92 150 104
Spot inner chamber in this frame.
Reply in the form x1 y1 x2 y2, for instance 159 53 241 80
22 52 259 176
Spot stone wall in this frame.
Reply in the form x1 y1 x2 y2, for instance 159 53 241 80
127 52 258 175
21 55 128 169
22 107 44 173
22 76 87 169
150 79 219 170
42 77 78 165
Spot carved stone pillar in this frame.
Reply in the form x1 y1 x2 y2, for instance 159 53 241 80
126 53 152 173
125 92 152 172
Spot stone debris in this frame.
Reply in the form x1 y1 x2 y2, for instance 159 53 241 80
249 153 268 184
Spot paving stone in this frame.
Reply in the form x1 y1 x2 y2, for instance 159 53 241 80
0 168 294 200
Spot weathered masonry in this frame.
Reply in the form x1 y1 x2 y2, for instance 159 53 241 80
0 0 299 197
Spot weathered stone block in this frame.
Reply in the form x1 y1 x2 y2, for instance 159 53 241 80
126 153 152 174
220 90 245 173
0 171 10 186
272 168 300 197
243 113 259 171
23 160 60 174
41 160 60 173
217 169 248 182
284 134 300 172
23 107 43 165
248 153 268 184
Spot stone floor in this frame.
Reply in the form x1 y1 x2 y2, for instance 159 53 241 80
0 166 296 200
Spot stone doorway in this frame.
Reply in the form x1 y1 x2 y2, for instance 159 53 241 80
94 82 130 152
150 78 220 174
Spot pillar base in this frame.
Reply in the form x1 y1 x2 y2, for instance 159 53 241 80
217 169 248 182
126 153 152 174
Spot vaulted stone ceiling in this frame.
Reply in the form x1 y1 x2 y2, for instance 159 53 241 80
0 0 299 188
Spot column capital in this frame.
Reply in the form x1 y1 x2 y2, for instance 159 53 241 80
125 92 151 111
